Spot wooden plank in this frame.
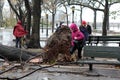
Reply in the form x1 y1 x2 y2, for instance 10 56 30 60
83 46 120 59
88 36 120 41
81 45 120 70
77 59 120 65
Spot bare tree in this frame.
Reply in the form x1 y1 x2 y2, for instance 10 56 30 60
61 0 69 26
43 0 62 32
7 0 42 48
7 0 24 22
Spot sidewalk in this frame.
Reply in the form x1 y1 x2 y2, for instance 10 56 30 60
41 65 120 79
22 65 120 80
1 64 120 80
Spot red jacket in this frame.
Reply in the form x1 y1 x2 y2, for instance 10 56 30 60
13 21 27 37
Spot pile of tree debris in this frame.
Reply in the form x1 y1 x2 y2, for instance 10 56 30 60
43 26 72 63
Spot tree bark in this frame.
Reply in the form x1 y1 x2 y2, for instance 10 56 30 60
24 0 31 38
102 0 108 36
0 0 4 27
0 44 37 62
28 0 41 48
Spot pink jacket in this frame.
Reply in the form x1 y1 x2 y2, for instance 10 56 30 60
69 23 84 46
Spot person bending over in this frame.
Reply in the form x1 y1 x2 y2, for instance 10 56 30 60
69 23 85 60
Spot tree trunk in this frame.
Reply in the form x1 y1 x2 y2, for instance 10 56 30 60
52 13 55 32
24 0 31 39
0 0 4 27
102 0 108 36
0 44 37 62
93 10 97 29
28 0 41 48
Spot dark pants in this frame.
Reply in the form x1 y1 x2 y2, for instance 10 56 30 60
16 37 21 48
70 40 84 59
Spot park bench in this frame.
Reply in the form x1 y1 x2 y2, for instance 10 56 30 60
86 36 120 46
77 46 120 71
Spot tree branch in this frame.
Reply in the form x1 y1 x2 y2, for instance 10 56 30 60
7 0 20 19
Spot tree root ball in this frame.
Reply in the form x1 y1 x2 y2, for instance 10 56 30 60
43 26 72 63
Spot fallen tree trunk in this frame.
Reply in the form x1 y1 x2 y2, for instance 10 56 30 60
0 44 38 62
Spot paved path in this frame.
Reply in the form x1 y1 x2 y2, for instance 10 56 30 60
0 64 120 80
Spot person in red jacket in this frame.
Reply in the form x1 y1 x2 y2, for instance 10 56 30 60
13 20 27 48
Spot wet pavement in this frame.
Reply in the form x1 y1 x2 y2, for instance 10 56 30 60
0 65 120 80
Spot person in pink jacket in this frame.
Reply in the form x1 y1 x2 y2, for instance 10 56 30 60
69 23 85 60
13 20 28 48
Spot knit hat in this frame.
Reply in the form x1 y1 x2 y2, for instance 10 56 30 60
82 20 87 25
